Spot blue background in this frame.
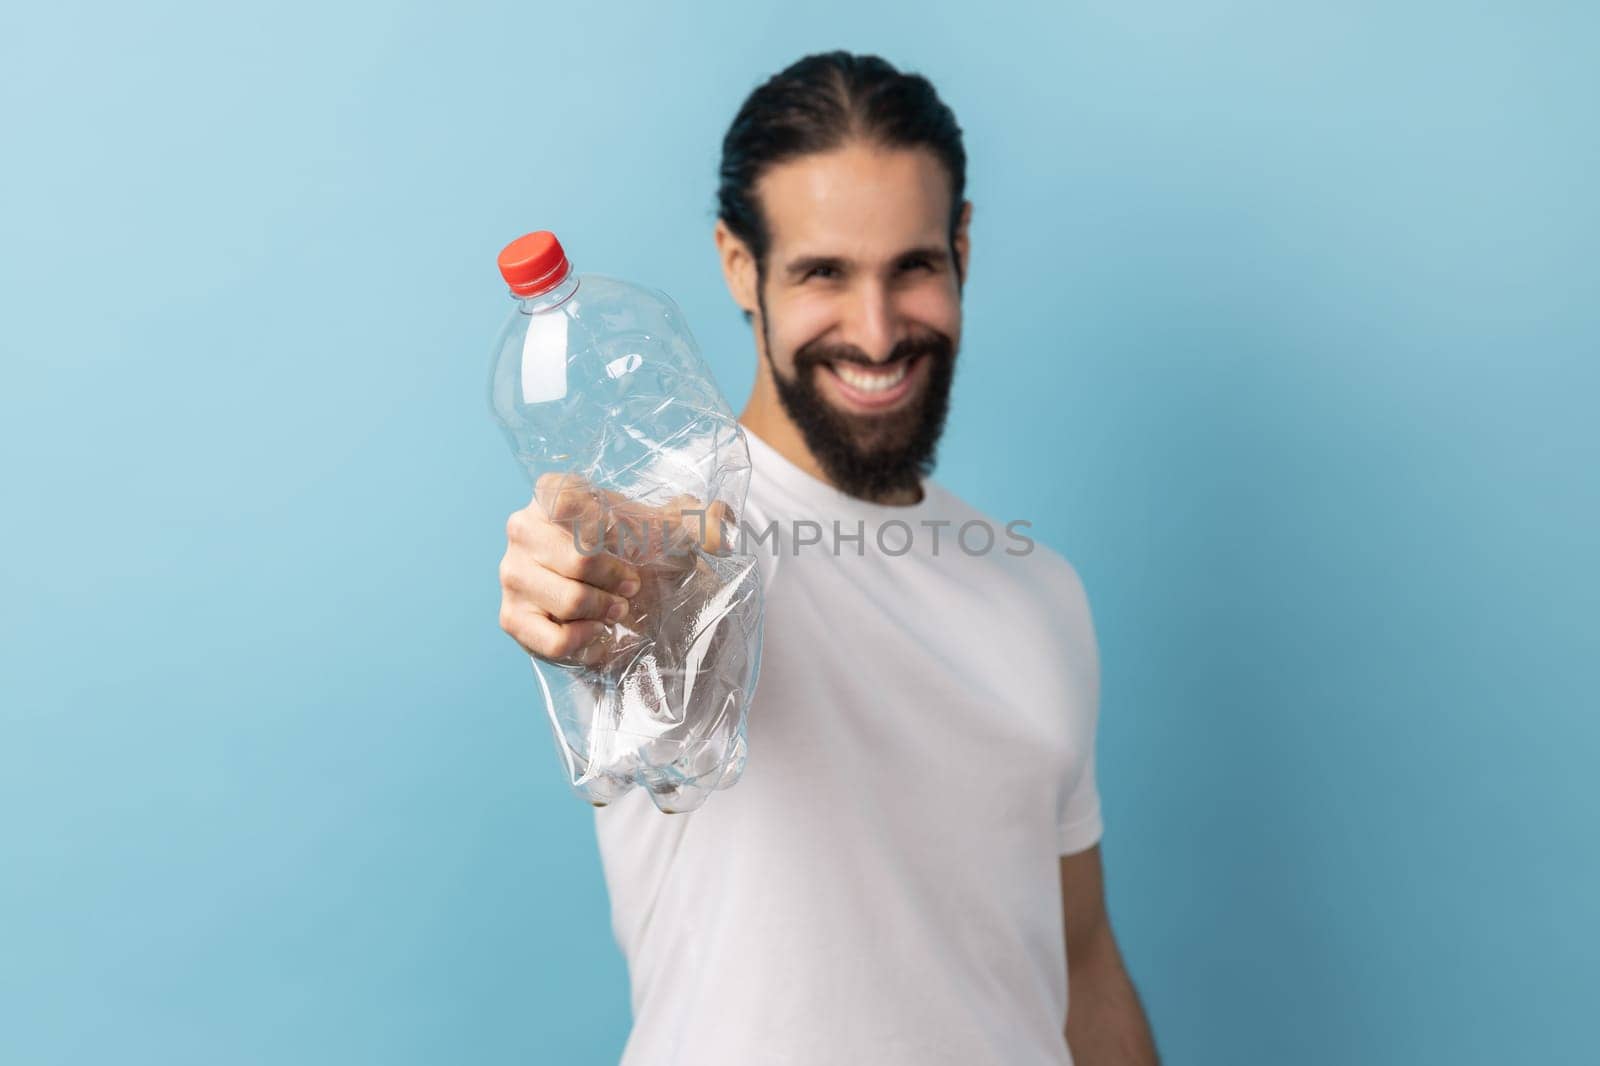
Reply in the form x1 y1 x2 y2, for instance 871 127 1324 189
2 2 1595 1063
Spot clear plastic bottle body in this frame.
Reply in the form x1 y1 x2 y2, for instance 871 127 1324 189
490 268 764 813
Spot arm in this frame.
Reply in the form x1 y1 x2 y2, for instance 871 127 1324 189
1060 844 1160 1065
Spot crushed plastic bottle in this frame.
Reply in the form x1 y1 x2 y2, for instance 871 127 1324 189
488 230 764 813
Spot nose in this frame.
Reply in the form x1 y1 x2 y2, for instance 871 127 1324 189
846 279 899 364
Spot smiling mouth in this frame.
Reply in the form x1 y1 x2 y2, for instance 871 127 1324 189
820 353 925 410
833 360 909 391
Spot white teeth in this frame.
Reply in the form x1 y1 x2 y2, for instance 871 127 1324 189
833 361 909 393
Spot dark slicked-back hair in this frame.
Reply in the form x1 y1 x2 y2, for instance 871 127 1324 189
716 51 968 323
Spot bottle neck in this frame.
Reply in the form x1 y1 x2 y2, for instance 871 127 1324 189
515 267 579 313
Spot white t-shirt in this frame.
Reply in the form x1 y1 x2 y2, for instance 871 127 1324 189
593 429 1104 1065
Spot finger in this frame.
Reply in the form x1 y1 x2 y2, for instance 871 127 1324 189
529 519 642 594
660 495 730 554
532 476 723 562
517 563 631 625
534 475 659 563
533 478 611 555
506 502 608 568
534 472 632 523
700 499 731 553
500 605 611 664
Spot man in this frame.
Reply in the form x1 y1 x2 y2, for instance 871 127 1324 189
498 51 1160 1065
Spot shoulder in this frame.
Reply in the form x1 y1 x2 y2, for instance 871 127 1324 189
928 480 1098 650
928 481 1087 585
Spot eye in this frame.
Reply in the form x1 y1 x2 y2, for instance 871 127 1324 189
898 256 935 273
803 264 839 281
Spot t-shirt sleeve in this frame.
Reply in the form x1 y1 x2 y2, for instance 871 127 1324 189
1055 558 1104 856
1057 737 1103 855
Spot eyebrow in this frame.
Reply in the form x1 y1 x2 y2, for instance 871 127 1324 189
780 245 950 281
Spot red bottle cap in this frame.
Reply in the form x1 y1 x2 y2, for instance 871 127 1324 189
497 231 571 297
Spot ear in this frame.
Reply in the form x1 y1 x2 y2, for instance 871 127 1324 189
952 200 972 287
713 219 759 316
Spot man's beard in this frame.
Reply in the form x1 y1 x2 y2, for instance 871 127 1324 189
762 315 956 502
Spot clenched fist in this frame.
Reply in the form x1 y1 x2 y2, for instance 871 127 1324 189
498 472 731 669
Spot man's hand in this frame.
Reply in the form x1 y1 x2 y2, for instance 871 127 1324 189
499 474 641 668
497 472 731 668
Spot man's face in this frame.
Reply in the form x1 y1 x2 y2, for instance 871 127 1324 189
753 143 966 500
